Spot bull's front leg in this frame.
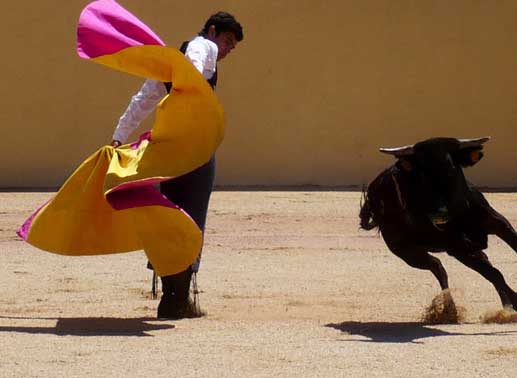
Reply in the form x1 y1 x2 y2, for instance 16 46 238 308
448 249 517 310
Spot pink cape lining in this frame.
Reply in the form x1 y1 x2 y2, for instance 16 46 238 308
106 185 180 211
17 200 51 240
77 0 165 59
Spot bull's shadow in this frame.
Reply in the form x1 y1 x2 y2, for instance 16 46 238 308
326 321 516 344
0 316 174 337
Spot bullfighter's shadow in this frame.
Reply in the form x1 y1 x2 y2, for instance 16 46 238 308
0 316 174 337
326 321 517 344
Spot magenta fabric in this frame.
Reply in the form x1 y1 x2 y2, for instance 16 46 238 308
106 185 180 211
17 199 52 241
130 130 152 150
77 0 165 59
109 177 169 194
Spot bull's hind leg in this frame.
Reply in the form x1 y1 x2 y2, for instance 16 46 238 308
483 205 517 253
392 249 449 290
448 249 517 310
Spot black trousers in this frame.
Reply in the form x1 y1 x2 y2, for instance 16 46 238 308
159 156 216 272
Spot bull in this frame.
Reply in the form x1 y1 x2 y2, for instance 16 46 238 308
359 137 517 310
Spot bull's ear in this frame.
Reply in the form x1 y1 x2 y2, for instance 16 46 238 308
454 147 484 167
455 136 489 166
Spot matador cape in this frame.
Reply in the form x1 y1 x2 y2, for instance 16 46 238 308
17 0 224 276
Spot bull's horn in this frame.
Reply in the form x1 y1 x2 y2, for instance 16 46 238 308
458 136 491 148
379 144 414 156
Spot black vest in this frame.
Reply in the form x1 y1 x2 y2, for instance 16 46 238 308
163 40 218 94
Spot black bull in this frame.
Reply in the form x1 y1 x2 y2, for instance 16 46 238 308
359 137 517 310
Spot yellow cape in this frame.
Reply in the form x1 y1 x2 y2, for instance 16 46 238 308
20 45 224 276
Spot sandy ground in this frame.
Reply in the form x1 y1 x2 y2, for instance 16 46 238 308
1 190 517 378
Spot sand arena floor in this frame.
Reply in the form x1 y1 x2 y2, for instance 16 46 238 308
1 191 517 377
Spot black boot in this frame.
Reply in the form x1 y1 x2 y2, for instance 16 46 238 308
157 267 204 319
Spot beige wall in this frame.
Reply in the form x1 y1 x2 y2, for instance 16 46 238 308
2 1 517 188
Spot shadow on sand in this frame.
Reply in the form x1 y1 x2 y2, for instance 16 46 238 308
0 316 174 337
326 321 517 344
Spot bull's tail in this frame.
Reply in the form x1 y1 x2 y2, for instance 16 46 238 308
359 186 378 230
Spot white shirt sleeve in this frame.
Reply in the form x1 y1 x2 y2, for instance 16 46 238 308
112 79 167 143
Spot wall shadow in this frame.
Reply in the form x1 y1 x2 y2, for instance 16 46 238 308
0 316 174 337
326 321 517 344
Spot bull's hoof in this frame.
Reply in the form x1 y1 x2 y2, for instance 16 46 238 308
508 293 517 311
498 291 517 311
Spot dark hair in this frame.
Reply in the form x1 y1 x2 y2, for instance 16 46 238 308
200 12 243 42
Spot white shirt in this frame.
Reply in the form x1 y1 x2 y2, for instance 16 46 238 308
112 36 218 143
